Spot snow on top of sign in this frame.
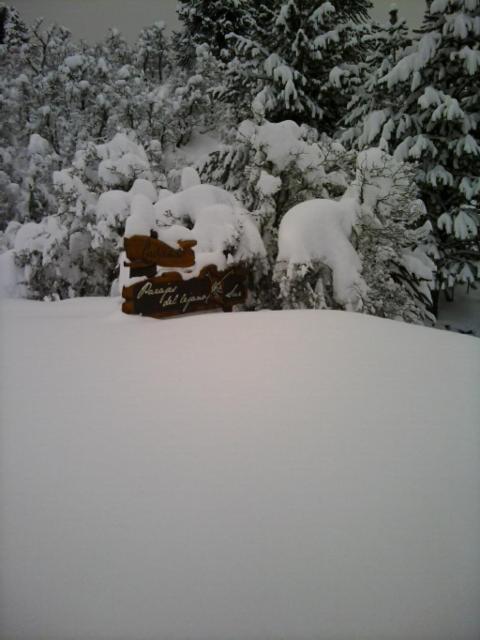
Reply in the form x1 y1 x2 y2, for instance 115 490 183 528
121 181 266 288
129 178 157 203
124 194 155 238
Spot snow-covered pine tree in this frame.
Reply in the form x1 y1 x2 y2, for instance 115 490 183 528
0 4 30 69
224 0 373 133
174 0 253 68
344 0 480 298
341 4 411 149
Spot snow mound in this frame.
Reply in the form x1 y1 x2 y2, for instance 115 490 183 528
0 299 479 640
124 194 156 238
277 198 365 308
129 178 157 203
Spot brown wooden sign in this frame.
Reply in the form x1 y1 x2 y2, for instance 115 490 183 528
124 234 197 269
122 265 247 318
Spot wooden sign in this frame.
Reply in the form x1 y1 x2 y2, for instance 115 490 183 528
122 265 247 318
124 234 197 269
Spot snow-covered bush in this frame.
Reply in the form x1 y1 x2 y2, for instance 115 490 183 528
274 148 436 324
0 134 59 229
354 148 436 323
202 119 354 263
275 197 366 311
11 134 158 299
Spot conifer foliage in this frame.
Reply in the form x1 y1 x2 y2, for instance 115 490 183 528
342 4 411 149
344 0 480 294
174 0 253 67
224 0 373 132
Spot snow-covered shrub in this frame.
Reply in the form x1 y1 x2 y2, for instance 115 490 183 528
0 134 59 229
202 119 354 262
11 134 157 299
274 148 436 324
275 197 366 311
353 148 436 323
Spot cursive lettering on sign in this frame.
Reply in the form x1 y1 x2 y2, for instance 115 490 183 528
225 283 242 299
179 292 211 312
138 282 180 307
122 264 247 318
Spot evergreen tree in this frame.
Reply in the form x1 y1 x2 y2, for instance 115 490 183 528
174 0 253 68
343 0 480 297
342 4 411 148
223 0 373 132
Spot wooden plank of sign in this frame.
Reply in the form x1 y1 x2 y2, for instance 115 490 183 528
127 263 157 279
124 235 197 268
122 265 247 318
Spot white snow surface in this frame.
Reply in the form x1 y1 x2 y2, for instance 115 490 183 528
0 299 479 640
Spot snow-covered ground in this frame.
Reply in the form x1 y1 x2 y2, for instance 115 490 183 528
0 298 479 640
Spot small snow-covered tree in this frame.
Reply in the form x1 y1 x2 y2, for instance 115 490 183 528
353 148 436 323
274 149 435 324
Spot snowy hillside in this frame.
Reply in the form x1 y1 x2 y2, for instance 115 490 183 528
1 298 479 640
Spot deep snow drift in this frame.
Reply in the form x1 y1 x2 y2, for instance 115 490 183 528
0 298 479 640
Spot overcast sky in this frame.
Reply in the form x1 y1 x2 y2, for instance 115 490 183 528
12 1 426 43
